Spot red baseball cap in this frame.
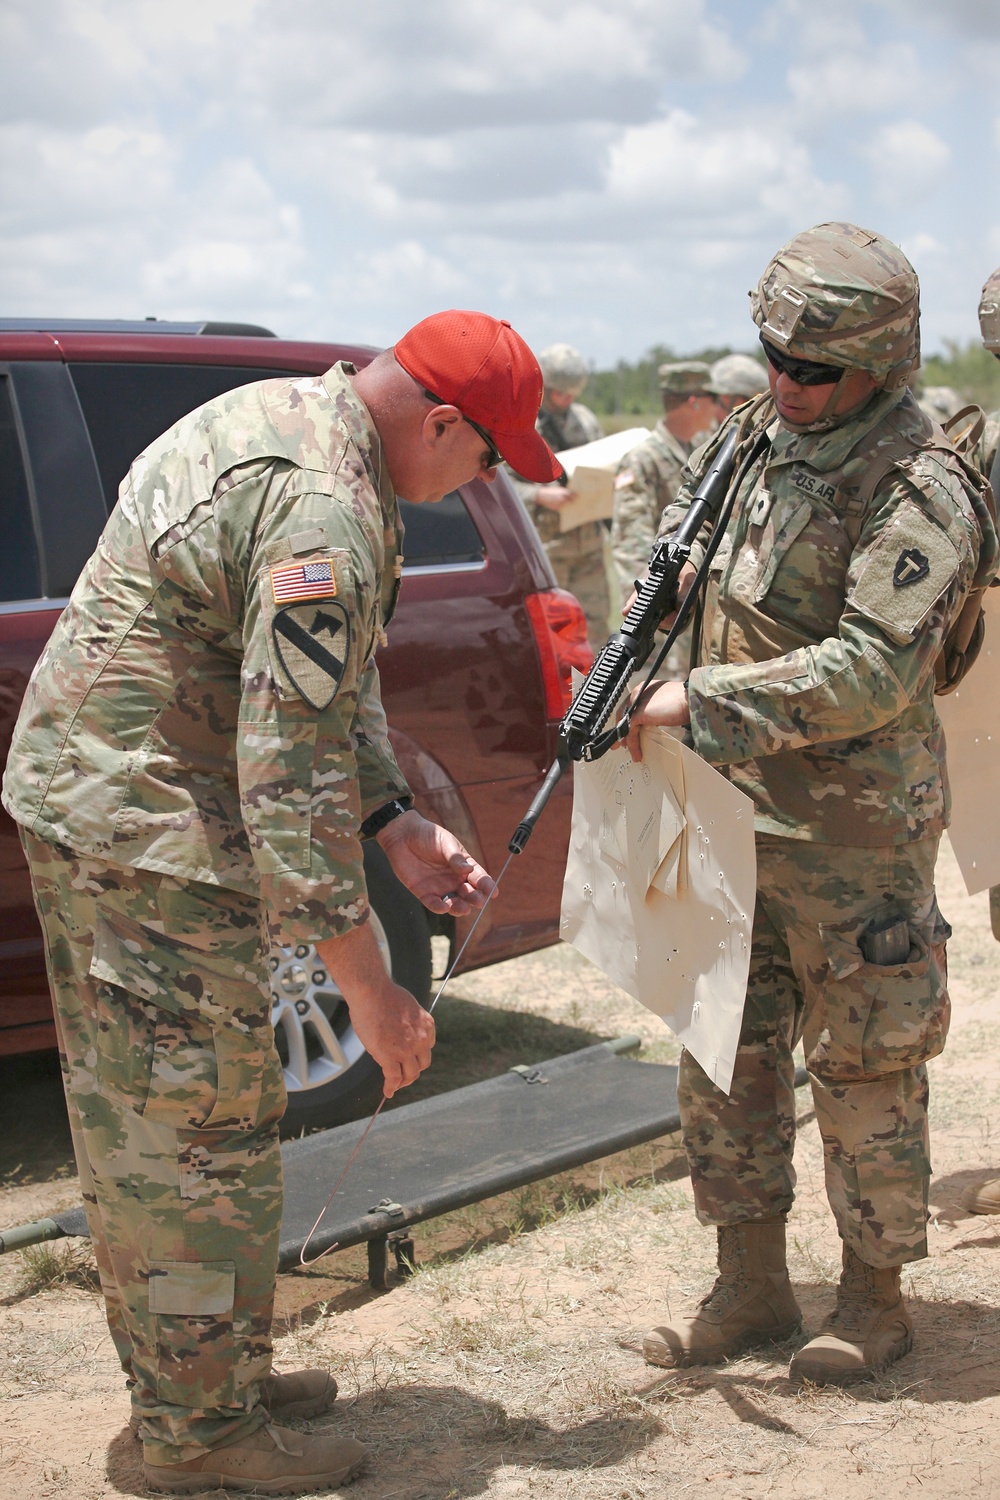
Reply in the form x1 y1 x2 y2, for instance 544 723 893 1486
394 310 562 483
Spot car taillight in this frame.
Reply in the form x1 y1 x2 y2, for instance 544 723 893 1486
524 589 594 719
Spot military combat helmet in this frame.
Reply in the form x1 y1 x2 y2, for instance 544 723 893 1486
657 360 716 395
978 267 1000 354
750 222 919 389
710 353 768 397
538 342 590 395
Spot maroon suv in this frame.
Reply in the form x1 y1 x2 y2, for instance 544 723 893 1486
0 318 589 1131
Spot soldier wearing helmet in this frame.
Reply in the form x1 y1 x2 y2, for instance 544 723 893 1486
611 361 719 678
976 267 1000 485
916 384 964 425
625 223 997 1386
710 352 769 417
506 342 612 650
958 267 1000 1221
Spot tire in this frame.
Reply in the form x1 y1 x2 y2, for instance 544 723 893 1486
270 842 432 1136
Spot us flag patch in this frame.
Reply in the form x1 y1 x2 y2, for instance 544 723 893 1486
270 559 337 605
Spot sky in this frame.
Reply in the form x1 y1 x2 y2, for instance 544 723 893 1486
2 0 1000 367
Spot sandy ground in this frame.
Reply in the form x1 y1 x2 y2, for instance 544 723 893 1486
2 838 1000 1499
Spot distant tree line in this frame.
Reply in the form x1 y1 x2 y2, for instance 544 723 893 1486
920 342 1000 411
586 340 1000 419
586 345 750 417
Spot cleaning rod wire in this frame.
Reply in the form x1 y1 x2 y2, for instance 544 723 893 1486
299 846 519 1266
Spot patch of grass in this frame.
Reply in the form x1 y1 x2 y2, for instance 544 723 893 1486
336 1341 408 1409
16 1239 99 1297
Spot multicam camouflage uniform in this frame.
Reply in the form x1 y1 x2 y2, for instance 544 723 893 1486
611 422 691 590
984 403 1000 948
611 363 715 591
973 270 1000 951
508 382 611 651
979 410 1000 483
1 366 409 1464
660 224 997 1268
611 362 717 678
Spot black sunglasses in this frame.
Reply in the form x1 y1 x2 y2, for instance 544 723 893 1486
424 391 503 469
760 337 844 387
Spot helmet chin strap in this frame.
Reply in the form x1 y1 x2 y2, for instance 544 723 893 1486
777 370 881 435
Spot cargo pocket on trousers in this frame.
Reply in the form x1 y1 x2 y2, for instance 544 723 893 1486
90 905 268 1131
148 1259 236 1408
809 902 952 1082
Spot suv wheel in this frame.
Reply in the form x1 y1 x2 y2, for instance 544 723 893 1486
269 842 432 1135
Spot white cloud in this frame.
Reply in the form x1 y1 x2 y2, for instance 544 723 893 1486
861 120 951 205
605 109 848 231
0 0 991 362
884 0 1000 39
0 121 309 323
787 43 923 116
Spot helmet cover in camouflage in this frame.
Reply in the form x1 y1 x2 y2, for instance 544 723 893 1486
750 222 919 388
658 360 717 395
979 267 1000 353
710 353 769 397
917 385 964 423
538 342 590 395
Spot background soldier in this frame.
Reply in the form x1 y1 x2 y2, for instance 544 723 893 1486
610 362 718 677
916 385 964 425
975 267 1000 482
625 223 997 1385
710 352 769 417
1 311 556 1494
961 267 1000 1216
507 342 611 650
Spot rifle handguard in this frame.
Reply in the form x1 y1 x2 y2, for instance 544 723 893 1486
507 422 761 855
559 426 740 762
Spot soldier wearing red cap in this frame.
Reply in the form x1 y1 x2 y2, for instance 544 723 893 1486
1 310 557 1494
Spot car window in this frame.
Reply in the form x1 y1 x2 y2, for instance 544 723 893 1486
0 375 41 602
69 361 484 566
398 492 484 567
69 363 294 509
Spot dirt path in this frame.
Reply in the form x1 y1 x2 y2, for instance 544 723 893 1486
2 839 999 1498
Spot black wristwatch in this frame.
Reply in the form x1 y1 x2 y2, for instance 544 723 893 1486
360 796 414 839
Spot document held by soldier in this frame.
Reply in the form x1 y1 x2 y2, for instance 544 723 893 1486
560 730 755 1094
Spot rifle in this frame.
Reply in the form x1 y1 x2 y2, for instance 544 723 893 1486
508 422 771 854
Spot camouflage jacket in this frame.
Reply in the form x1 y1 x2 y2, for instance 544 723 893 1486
610 420 691 591
658 387 997 845
974 407 1000 483
508 400 604 560
1 364 409 942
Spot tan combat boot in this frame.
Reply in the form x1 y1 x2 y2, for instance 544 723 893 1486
143 1421 368 1495
961 1177 1000 1214
789 1243 913 1385
260 1367 338 1420
643 1218 802 1368
130 1366 337 1438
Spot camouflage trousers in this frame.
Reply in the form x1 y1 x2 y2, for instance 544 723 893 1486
679 834 951 1267
21 831 286 1465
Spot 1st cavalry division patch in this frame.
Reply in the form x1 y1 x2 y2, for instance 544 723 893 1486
272 601 352 711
